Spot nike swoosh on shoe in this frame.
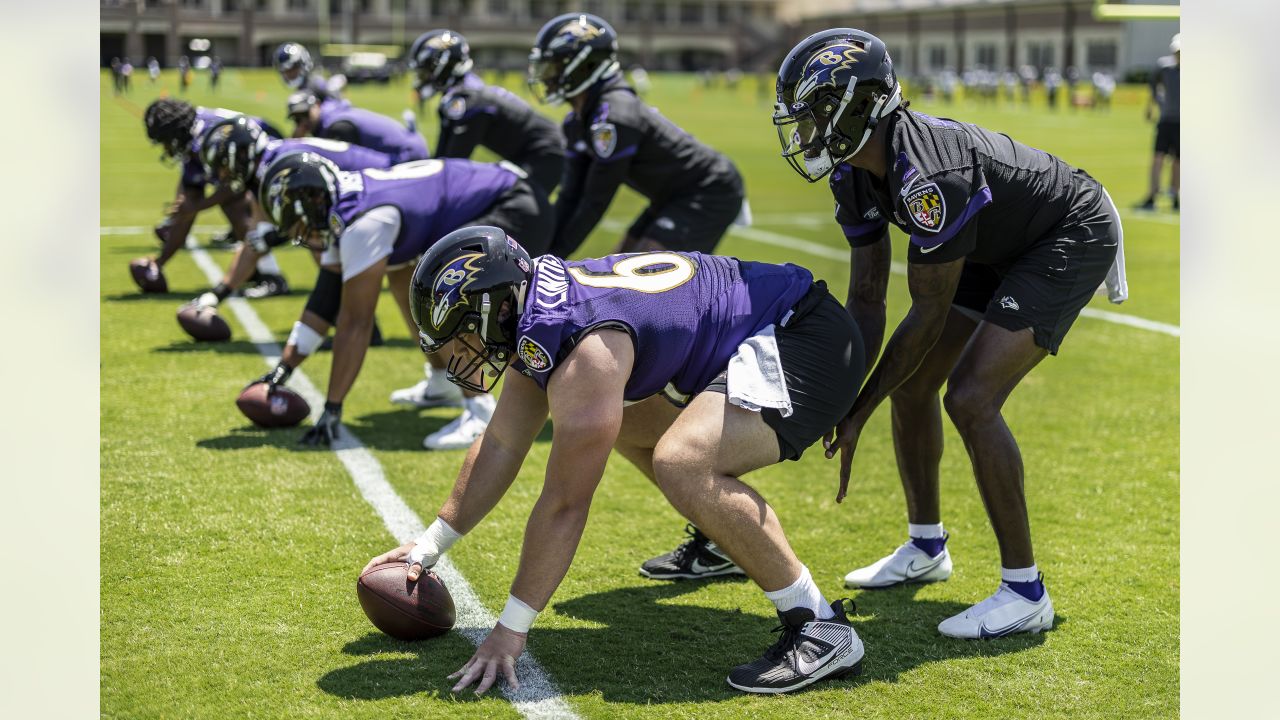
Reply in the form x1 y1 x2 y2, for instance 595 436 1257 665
904 555 944 577
977 604 1045 638
690 558 735 574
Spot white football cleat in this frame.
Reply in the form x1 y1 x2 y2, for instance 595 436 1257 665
422 395 495 451
390 370 463 409
844 540 952 589
937 582 1055 639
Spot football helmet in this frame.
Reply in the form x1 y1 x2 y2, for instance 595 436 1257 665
773 28 901 182
528 13 619 104
200 116 271 193
408 30 473 98
410 226 532 393
257 153 341 251
143 98 198 162
274 42 314 89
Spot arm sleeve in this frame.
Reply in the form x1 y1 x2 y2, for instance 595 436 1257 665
904 170 991 265
435 100 493 160
836 200 887 248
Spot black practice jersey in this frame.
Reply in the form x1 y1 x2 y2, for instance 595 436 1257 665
554 78 741 256
833 109 1101 265
435 73 565 179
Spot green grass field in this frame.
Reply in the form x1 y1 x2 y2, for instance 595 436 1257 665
101 69 1178 719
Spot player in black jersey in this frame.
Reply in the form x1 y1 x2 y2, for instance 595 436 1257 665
770 28 1125 639
528 13 748 258
409 30 565 196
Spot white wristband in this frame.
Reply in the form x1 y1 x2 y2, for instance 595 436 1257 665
407 517 462 569
286 321 325 357
498 594 538 634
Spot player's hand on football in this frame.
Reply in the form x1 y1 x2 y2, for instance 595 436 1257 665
186 291 220 310
361 541 417 577
449 624 525 695
822 412 867 504
299 402 342 446
249 362 292 393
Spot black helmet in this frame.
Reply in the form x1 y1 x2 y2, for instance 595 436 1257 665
773 28 901 182
143 98 197 162
528 13 619 104
274 42 313 89
410 226 533 393
257 152 341 251
408 29 473 97
200 115 270 193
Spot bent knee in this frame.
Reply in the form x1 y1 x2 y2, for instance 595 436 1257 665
942 383 997 430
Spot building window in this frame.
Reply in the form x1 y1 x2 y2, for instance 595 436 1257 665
975 44 997 69
928 45 947 70
1086 40 1118 69
680 2 702 25
180 0 204 7
288 0 309 10
255 0 269 10
490 0 509 15
1026 41 1055 70
653 2 667 24
584 0 604 16
624 1 643 23
716 2 733 24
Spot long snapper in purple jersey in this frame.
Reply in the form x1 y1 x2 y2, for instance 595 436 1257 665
316 98 429 164
512 252 813 402
255 138 393 190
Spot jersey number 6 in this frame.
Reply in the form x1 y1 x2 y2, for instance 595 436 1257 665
568 252 697 294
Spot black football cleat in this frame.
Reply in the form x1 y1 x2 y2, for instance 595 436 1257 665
242 273 291 299
639 523 745 580
726 599 864 694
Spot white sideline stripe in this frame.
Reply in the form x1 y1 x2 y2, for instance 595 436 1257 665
726 226 1181 338
182 242 580 720
751 210 1181 227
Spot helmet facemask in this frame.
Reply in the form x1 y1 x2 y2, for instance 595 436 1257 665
774 81 898 183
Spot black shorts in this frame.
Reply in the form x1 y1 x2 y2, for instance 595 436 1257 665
952 180 1120 355
706 281 864 462
627 173 745 254
466 177 554 256
1154 121 1179 157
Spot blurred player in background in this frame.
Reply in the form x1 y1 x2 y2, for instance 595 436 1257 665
209 56 222 91
1137 33 1180 211
771 28 1126 639
136 99 289 297
178 55 191 93
407 29 565 196
287 91 428 165
365 226 867 694
251 154 552 449
528 13 748 258
147 56 160 84
273 42 345 100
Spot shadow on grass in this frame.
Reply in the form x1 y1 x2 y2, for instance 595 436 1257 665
317 631 485 701
101 291 195 303
196 408 479 453
151 337 421 356
315 579 1054 705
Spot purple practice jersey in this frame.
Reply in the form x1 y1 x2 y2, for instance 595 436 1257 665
329 159 517 266
511 252 813 402
255 137 392 190
316 98 429 164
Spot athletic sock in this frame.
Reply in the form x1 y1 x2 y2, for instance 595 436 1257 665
256 252 282 275
1001 565 1045 601
764 566 834 619
465 393 496 422
908 522 946 557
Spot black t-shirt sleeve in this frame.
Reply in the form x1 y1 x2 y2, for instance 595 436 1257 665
830 167 887 248
902 169 991 264
549 120 638 257
435 90 491 160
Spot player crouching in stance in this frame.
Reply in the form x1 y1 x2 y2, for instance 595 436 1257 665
365 228 867 694
778 29 1124 638
249 154 552 447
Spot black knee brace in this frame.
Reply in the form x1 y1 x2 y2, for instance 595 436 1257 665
304 268 343 325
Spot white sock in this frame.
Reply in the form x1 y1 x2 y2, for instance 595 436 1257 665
763 566 833 619
908 522 944 539
256 252 282 275
465 393 496 422
1001 565 1039 583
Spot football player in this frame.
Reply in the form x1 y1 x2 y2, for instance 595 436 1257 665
407 29 565 196
287 91 428 165
250 154 553 449
364 226 867 694
138 99 289 297
1137 34 1180 211
527 13 748 258
186 116 396 357
774 28 1123 638
273 42 343 100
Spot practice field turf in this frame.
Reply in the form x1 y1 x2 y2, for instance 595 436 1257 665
101 70 1178 719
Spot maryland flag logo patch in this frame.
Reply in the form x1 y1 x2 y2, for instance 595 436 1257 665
517 335 553 372
591 122 617 158
904 183 946 232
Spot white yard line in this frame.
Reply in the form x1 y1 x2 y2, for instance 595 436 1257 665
175 236 580 720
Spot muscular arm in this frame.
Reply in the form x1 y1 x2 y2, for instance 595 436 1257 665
846 229 892 370
847 258 964 424
507 330 632 611
436 371 550 534
325 258 387 404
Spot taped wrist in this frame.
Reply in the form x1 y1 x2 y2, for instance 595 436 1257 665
498 594 538 634
246 221 277 254
266 362 292 387
287 321 325 357
407 517 462 569
304 268 343 325
211 282 232 301
322 401 343 417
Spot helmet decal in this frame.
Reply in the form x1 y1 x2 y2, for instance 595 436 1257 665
429 252 485 331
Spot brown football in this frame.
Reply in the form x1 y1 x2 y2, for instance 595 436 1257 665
176 304 232 342
129 258 168 293
235 381 310 428
357 563 456 641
